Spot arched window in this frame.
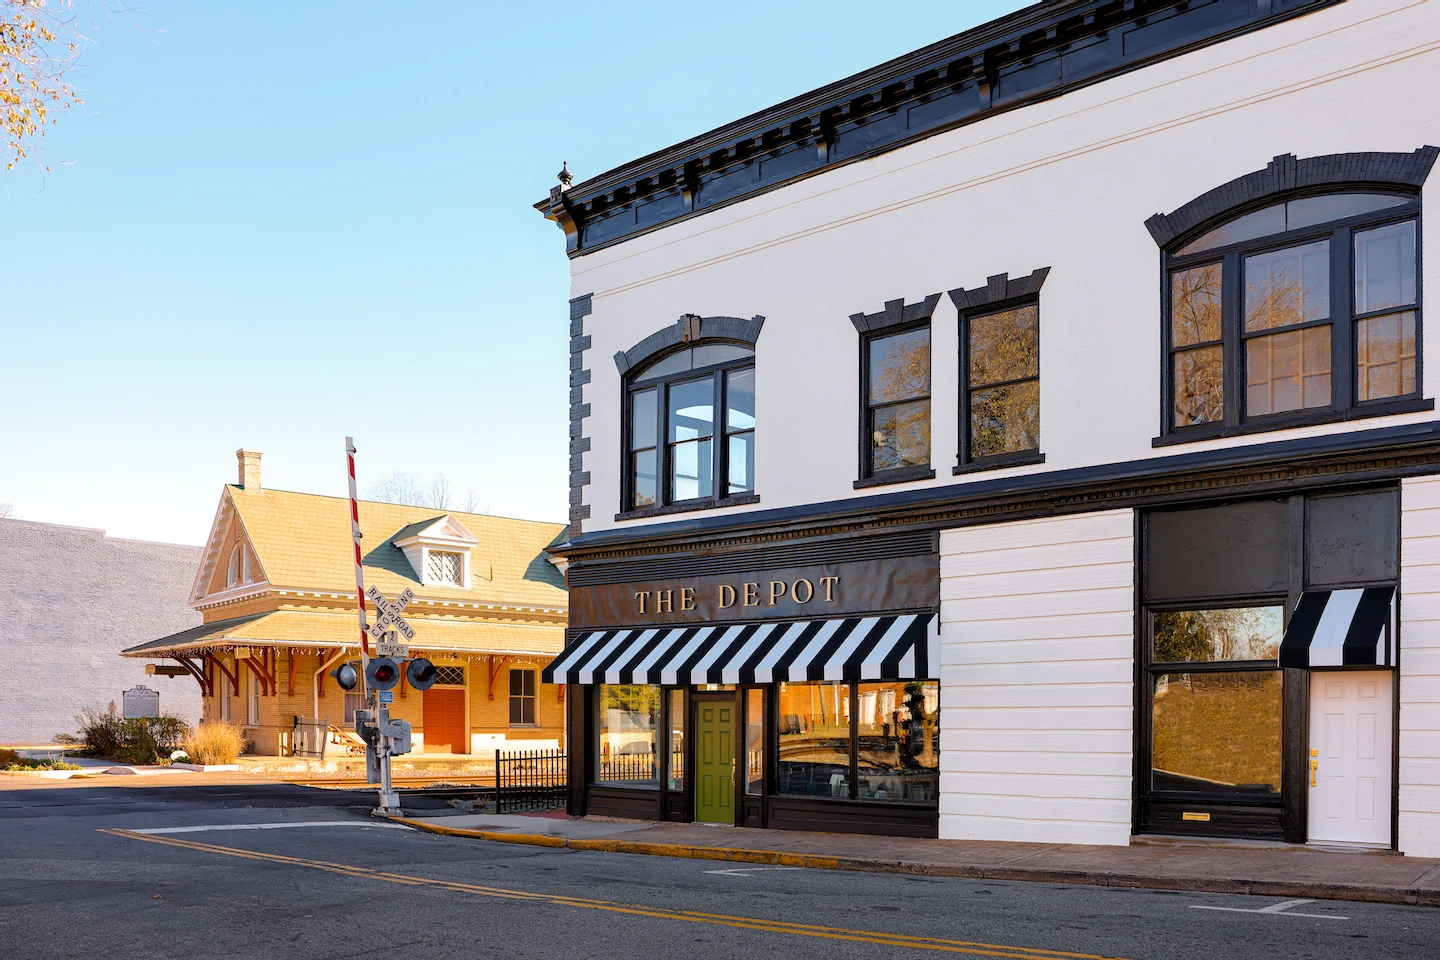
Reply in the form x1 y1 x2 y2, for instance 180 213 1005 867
1160 189 1422 437
624 342 755 511
226 544 246 587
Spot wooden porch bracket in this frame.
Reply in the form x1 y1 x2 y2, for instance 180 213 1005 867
207 653 240 698
239 649 278 696
487 655 513 701
171 656 212 698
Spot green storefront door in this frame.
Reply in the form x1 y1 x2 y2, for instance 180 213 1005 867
695 701 735 824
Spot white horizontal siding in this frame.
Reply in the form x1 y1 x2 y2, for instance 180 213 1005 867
939 510 1134 846
1401 478 1440 857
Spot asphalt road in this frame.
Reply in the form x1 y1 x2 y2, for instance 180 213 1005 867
1 783 1436 960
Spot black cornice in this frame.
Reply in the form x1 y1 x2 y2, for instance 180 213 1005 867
613 314 766 376
849 294 941 335
949 267 1050 312
1146 147 1440 248
537 0 1344 257
552 420 1440 564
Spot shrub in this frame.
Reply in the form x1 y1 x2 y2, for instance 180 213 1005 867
2 757 81 771
182 721 244 765
73 705 190 764
0 749 18 766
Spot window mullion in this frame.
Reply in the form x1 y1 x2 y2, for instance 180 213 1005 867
1222 252 1242 428
1332 225 1354 413
958 314 970 466
713 371 724 501
659 382 670 505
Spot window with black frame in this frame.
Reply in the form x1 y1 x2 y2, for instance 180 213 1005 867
1146 605 1285 799
1163 191 1423 438
959 302 1040 467
862 325 931 479
624 343 755 512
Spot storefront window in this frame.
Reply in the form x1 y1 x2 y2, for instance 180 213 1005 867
667 688 684 790
596 684 660 786
776 681 851 797
856 681 939 803
1151 670 1282 795
745 688 764 795
1153 606 1283 662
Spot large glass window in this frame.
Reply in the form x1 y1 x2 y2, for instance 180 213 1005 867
1147 606 1284 797
745 688 764 796
1163 192 1421 436
776 681 852 797
624 344 755 511
596 684 660 786
667 688 685 791
962 304 1040 464
856 681 939 803
864 326 931 478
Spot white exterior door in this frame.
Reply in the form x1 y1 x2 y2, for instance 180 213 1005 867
1308 671 1393 846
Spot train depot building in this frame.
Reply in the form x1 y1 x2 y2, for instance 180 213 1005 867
124 450 569 757
538 0 1440 853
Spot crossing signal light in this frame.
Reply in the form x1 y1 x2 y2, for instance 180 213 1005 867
406 658 437 691
366 657 401 691
330 662 360 691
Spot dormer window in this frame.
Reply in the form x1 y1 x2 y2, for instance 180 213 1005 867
427 550 463 586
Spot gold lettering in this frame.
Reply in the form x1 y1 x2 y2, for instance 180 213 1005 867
820 576 840 602
635 591 648 615
743 582 760 607
680 587 696 611
768 580 787 605
792 578 814 603
656 590 673 613
718 584 736 608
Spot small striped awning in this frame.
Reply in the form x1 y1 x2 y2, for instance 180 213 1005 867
542 614 936 686
1278 586 1396 668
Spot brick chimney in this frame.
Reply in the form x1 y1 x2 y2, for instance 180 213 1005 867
236 448 263 490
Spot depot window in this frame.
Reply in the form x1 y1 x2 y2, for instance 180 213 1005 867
623 343 755 512
1161 191 1423 439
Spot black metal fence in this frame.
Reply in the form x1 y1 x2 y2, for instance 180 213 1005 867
495 749 567 813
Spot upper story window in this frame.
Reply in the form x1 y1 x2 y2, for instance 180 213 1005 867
961 303 1040 467
1162 190 1423 440
624 343 755 512
862 325 931 480
226 544 248 587
426 549 464 586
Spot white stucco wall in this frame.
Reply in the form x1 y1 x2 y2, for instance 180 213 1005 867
938 510 1135 846
1400 476 1440 858
566 0 1440 535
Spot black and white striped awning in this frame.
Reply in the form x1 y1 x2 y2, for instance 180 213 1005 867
542 614 936 686
1278 586 1396 668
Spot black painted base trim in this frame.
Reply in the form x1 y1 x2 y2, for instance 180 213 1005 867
615 493 761 522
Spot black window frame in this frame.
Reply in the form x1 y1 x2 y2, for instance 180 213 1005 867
858 320 934 486
956 295 1045 474
620 341 757 517
1157 190 1427 445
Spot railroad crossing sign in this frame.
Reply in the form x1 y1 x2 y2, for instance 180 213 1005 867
367 586 415 658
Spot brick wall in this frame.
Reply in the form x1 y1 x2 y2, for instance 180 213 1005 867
0 518 204 744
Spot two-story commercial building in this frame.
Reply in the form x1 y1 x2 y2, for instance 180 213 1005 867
537 0 1440 855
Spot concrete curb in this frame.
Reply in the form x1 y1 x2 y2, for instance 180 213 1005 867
393 818 1440 908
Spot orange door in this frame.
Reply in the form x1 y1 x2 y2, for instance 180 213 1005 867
423 688 466 753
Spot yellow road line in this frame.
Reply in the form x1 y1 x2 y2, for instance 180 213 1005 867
100 828 1129 959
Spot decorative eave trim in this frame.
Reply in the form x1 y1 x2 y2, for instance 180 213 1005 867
614 314 766 375
849 294 941 334
949 267 1050 312
1146 146 1439 248
553 420 1440 562
538 0 1344 258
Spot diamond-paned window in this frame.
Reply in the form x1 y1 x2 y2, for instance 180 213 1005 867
433 666 465 686
427 550 463 585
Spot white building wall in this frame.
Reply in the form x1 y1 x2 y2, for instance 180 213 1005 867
938 510 1134 846
568 0 1440 536
1400 476 1440 858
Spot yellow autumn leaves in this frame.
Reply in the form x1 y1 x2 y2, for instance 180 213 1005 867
1 0 82 171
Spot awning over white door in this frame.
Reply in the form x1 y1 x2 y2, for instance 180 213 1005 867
542 614 936 686
1277 586 1396 668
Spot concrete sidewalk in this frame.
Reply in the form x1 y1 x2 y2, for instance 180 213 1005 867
397 813 1440 908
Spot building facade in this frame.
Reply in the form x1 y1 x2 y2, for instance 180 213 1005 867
123 451 569 757
538 0 1440 854
0 518 203 744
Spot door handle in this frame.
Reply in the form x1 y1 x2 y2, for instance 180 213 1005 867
1310 758 1318 788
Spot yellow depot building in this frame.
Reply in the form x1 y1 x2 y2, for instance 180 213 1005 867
122 450 568 757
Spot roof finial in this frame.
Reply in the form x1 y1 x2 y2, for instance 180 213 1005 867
557 161 573 190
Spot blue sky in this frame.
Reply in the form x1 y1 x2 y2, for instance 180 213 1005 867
2 1 1020 544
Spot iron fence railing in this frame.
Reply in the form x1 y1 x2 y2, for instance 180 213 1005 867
495 749 567 813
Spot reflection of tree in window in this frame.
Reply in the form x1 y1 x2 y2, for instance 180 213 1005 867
867 328 930 473
967 305 1038 459
1153 606 1283 662
1170 264 1224 426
